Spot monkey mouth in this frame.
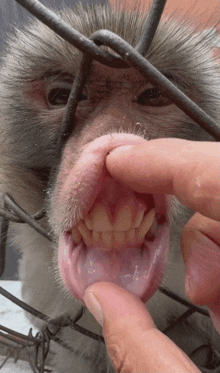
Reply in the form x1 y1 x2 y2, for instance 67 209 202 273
57 134 169 304
58 177 169 304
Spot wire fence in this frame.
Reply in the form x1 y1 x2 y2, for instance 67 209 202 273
0 0 220 372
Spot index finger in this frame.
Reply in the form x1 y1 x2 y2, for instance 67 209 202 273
106 138 220 221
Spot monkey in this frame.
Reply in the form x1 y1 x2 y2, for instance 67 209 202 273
0 2 220 372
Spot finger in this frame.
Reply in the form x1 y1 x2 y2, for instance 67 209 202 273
106 138 220 221
182 213 220 333
84 282 201 373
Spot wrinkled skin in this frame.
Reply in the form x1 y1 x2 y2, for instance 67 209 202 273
0 3 220 372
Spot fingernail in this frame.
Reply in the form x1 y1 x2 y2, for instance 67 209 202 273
83 290 103 327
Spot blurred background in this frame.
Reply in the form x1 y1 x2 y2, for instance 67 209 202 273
0 0 107 52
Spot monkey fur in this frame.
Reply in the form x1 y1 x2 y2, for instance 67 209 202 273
0 3 220 372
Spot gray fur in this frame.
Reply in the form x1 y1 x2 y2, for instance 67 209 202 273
0 3 220 372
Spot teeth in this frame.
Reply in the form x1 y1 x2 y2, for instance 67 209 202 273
150 218 158 235
77 220 92 245
137 209 156 240
84 216 93 230
102 232 113 248
127 228 136 244
89 202 112 232
72 227 82 244
113 205 132 231
114 231 126 246
72 206 157 249
133 209 145 228
92 230 101 243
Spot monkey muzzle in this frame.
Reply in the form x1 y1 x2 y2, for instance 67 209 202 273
57 134 169 303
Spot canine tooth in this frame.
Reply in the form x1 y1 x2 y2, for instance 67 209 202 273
114 231 126 247
133 209 145 228
92 230 101 243
127 228 136 244
84 216 93 230
114 204 132 231
72 227 82 244
90 202 113 232
77 220 92 245
102 231 113 248
137 209 155 240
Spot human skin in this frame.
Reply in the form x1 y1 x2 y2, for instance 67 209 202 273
108 0 220 28
84 138 220 373
105 138 220 318
85 282 202 373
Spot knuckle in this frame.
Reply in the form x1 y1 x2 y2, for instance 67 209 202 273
106 335 134 373
188 175 208 210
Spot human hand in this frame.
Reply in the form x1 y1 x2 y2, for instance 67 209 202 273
84 282 202 373
104 138 220 330
83 138 219 373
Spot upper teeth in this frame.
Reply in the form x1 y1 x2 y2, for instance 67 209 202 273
85 201 146 232
72 202 157 250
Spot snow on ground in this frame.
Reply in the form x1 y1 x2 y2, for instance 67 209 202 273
0 281 49 372
0 281 36 334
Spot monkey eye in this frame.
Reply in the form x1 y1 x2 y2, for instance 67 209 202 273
137 87 171 107
48 88 71 106
48 87 87 106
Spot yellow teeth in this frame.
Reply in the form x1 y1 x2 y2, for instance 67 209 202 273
150 218 158 235
102 231 113 249
84 216 93 230
133 209 145 228
114 231 126 246
76 221 92 246
113 205 132 231
71 227 82 245
137 209 156 240
127 228 136 244
90 202 112 232
71 207 156 249
87 201 147 232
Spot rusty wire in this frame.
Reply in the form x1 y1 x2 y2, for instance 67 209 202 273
0 0 220 372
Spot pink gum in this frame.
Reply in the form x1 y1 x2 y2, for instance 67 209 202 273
62 134 147 220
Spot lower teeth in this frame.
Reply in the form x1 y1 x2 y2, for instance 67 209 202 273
72 209 160 248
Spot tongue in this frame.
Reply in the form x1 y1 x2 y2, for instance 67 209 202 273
59 224 168 303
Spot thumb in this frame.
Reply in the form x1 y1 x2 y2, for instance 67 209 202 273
84 282 201 373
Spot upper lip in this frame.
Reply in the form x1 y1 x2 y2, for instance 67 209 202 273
53 134 168 235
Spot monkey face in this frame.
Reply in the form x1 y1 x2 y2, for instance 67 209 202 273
45 60 208 304
0 5 219 310
45 61 188 304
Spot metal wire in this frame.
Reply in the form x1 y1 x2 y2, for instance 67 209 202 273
1 0 220 372
14 0 124 68
136 0 167 55
14 0 220 141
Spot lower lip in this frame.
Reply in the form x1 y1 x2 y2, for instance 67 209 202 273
58 224 169 303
